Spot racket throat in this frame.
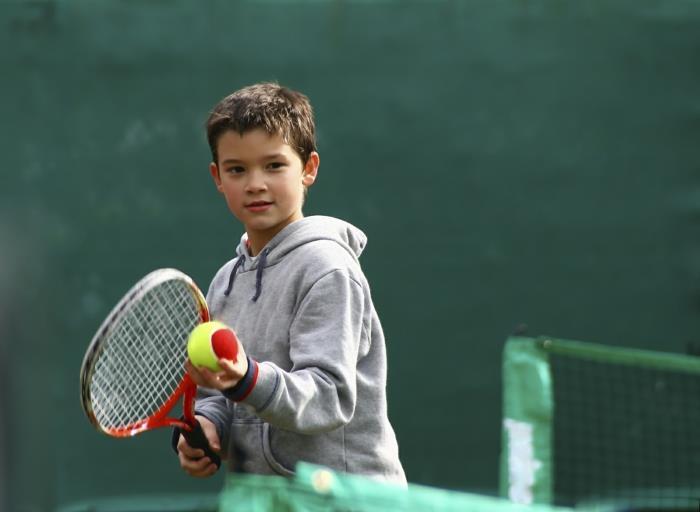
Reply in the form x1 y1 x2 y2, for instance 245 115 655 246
181 374 198 426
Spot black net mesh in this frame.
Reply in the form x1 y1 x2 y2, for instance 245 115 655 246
549 352 700 510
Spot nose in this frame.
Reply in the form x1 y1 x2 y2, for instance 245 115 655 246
245 169 267 193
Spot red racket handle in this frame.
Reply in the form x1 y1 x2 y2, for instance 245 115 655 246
182 419 221 469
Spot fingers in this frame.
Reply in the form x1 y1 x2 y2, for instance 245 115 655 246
197 366 230 389
184 360 207 387
220 356 248 379
232 338 246 362
197 415 222 454
177 440 218 477
211 358 247 389
176 421 221 478
186 356 248 390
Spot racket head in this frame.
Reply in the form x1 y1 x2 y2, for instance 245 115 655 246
80 268 209 437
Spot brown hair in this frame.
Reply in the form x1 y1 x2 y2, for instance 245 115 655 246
206 82 317 165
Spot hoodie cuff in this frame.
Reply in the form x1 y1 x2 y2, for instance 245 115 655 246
236 361 280 412
222 357 259 402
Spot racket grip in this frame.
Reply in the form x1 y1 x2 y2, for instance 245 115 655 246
183 419 221 469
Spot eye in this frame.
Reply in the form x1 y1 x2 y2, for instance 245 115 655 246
267 162 285 171
226 166 245 174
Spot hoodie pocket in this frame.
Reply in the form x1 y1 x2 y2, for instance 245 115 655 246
263 423 347 475
230 409 295 476
261 423 295 476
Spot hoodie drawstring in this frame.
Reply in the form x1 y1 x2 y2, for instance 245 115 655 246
224 255 246 297
252 248 270 302
224 247 271 301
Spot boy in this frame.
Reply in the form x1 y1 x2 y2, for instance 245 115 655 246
174 83 406 484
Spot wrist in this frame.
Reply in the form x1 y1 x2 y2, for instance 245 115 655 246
222 356 259 402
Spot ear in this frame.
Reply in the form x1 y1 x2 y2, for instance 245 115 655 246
302 152 320 187
210 162 224 192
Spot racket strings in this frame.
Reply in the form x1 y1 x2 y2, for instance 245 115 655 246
89 279 202 430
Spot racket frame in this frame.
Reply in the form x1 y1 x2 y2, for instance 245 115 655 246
80 268 209 438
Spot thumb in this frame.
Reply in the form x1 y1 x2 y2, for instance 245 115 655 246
198 416 221 452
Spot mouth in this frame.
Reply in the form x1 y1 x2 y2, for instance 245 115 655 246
245 201 273 212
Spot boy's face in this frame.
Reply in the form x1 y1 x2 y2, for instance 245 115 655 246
210 128 319 253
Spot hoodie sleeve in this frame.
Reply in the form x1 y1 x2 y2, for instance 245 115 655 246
192 394 233 451
236 268 365 434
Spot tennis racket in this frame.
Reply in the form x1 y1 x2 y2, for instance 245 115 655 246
80 268 222 468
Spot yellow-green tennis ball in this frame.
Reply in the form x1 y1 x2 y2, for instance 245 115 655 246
187 321 239 372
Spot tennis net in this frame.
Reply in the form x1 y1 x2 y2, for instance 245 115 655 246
501 336 700 510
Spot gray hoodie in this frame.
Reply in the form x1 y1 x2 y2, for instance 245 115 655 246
196 216 406 483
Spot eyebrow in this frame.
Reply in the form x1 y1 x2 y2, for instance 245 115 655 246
221 153 289 165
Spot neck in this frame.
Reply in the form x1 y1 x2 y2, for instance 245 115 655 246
245 212 305 256
246 237 262 257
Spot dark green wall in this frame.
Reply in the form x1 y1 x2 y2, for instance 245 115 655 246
1 1 699 510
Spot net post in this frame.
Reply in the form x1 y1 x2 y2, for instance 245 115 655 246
500 336 553 505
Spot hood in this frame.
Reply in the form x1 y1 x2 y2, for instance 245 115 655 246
237 215 366 264
224 216 367 301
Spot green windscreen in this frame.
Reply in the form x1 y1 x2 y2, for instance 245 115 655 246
501 337 700 511
219 462 573 512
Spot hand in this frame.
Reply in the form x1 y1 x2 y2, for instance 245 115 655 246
186 341 249 391
177 415 222 478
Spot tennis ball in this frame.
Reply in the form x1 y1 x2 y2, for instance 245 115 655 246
187 321 239 372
